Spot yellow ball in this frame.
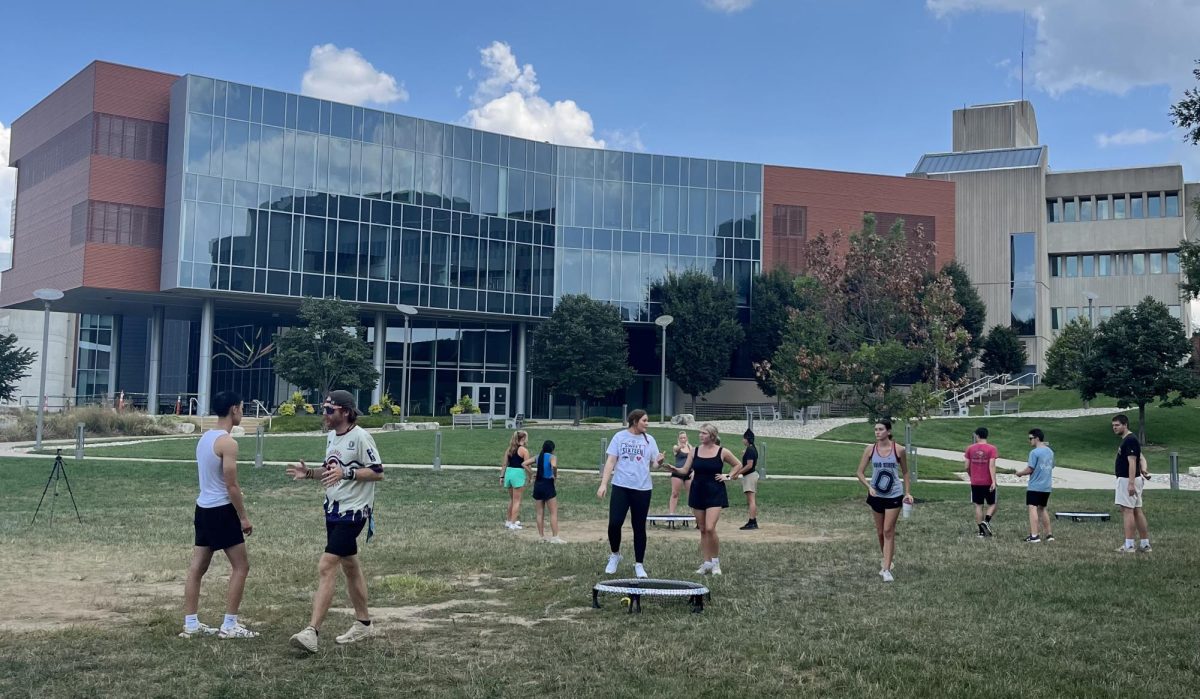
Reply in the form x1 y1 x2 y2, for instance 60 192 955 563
621 596 631 606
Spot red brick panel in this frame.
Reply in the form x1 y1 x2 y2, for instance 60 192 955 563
82 244 161 291
0 162 89 306
9 65 95 163
92 62 177 124
89 157 167 209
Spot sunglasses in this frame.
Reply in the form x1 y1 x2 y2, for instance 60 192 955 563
323 405 339 415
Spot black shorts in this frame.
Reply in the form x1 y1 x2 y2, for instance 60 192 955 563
533 480 557 501
670 471 691 481
1026 491 1051 507
325 518 367 557
970 484 997 506
688 480 728 510
194 503 244 551
866 495 904 514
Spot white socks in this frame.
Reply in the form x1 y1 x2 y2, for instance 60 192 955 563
1125 538 1135 549
1139 538 1150 548
222 613 238 629
184 614 199 631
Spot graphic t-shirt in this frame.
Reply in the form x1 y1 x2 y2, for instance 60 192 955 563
965 443 998 486
323 425 383 522
1115 433 1141 479
605 429 661 491
1026 445 1054 492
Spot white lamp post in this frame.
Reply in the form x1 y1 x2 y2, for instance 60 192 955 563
654 314 674 422
1084 292 1098 327
395 304 417 422
33 288 64 451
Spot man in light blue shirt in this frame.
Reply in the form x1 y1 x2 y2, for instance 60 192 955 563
1015 428 1054 543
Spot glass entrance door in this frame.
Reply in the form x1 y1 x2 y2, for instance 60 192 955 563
457 383 509 417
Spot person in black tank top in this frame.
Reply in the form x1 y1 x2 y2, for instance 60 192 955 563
668 432 694 516
666 423 742 576
501 431 531 530
523 439 563 543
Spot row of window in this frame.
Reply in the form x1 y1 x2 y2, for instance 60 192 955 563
1051 305 1181 330
70 200 164 248
1050 251 1180 278
556 226 759 260
1046 192 1181 223
558 249 757 308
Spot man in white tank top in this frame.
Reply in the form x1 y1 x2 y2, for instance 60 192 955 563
180 391 258 640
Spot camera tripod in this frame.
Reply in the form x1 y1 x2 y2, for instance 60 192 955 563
31 448 82 526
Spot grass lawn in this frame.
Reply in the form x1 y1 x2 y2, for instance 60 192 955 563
819 403 1200 474
965 386 1120 415
2 457 1197 697
78 426 967 480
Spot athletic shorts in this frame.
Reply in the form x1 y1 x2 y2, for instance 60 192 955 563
1115 477 1144 509
1026 490 1051 507
503 467 527 489
193 503 244 551
741 471 760 493
325 518 367 557
970 484 997 506
670 471 691 481
867 495 904 514
532 479 557 501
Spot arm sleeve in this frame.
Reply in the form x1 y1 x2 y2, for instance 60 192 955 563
605 435 620 457
360 431 384 472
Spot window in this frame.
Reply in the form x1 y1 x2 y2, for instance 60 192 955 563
1100 306 1113 320
1131 253 1145 275
1063 199 1077 222
1079 197 1093 222
1148 193 1161 218
1096 196 1110 220
1130 194 1144 219
1151 253 1163 274
1047 199 1060 223
1169 305 1181 319
1081 255 1094 277
1051 307 1060 330
1113 196 1126 219
1097 254 1111 276
1065 256 1078 277
1168 251 1180 273
1065 307 1079 323
1166 192 1180 217
1050 256 1062 277
1010 233 1036 335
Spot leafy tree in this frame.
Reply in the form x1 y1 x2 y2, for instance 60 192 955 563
1043 318 1095 396
938 260 987 374
758 295 833 414
652 270 745 410
916 273 972 388
0 333 35 403
272 297 379 400
747 267 800 397
1170 60 1200 295
979 325 1027 375
1080 297 1200 443
528 294 634 425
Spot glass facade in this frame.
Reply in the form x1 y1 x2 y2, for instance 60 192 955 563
77 313 113 402
169 75 762 322
1010 233 1036 335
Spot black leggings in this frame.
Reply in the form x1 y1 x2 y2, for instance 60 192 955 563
608 485 652 563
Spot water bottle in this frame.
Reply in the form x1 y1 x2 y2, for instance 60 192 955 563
902 501 913 519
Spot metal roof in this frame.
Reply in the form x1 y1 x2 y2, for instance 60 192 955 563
912 146 1045 175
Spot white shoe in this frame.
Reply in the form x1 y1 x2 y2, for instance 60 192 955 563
605 553 622 574
880 570 895 583
695 561 713 575
710 564 722 576
335 621 376 645
178 622 218 639
512 521 523 530
634 563 648 579
218 623 259 639
548 536 566 544
289 626 319 653
504 521 514 529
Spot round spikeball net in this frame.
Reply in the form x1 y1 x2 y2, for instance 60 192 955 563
592 578 711 614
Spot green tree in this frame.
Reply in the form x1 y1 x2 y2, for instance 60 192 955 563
758 298 833 414
653 270 745 410
1080 297 1200 443
272 297 379 400
1043 318 1095 397
747 267 800 397
528 294 634 425
938 260 987 374
979 325 1027 375
0 333 36 403
1170 60 1200 293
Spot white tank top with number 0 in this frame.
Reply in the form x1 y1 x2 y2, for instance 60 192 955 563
196 429 231 508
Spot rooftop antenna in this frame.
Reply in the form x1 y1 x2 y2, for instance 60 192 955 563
1020 10 1026 102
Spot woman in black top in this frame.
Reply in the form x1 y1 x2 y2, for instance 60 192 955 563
668 431 694 516
736 429 759 530
500 431 531 530
667 423 741 576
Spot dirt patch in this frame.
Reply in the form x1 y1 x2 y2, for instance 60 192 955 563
0 549 180 632
332 598 587 632
506 518 843 545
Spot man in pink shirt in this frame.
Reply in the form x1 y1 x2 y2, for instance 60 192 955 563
964 427 999 537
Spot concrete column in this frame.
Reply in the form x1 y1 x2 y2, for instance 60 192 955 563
516 322 527 416
372 311 386 405
107 315 121 404
198 299 214 415
147 307 164 415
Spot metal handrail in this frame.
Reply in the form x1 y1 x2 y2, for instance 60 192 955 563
250 399 270 419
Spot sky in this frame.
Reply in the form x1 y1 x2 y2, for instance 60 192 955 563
3 0 1200 264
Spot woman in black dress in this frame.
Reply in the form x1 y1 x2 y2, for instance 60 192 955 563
667 423 741 576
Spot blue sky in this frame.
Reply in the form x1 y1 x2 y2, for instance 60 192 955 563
2 0 1199 250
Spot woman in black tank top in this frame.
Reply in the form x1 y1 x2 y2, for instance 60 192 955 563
500 431 531 530
666 423 742 576
668 432 694 516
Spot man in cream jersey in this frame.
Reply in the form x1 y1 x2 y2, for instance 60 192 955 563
287 390 384 653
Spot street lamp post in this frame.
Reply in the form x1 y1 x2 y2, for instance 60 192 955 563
395 304 417 422
1084 292 1098 327
33 288 64 451
654 314 674 422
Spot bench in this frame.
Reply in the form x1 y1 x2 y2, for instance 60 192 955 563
1054 512 1111 522
647 514 696 530
505 413 525 430
984 401 1020 416
451 413 494 429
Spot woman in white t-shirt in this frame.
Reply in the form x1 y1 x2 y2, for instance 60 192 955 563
597 409 664 579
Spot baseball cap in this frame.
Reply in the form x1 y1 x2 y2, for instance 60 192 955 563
327 390 359 416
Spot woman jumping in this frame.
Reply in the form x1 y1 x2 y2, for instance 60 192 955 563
526 439 563 543
668 423 741 576
855 419 914 582
501 430 531 530
668 431 694 516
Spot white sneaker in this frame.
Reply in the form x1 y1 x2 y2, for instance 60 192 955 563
634 563 648 579
710 563 722 576
218 623 259 639
695 561 713 575
1116 545 1136 554
289 626 319 653
335 621 376 645
880 570 895 583
504 521 514 529
548 536 566 544
604 553 623 574
178 622 218 639
512 521 523 530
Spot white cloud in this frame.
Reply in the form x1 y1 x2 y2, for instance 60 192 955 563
464 42 608 148
927 1 1200 96
0 121 14 269
1095 128 1173 148
301 44 408 106
603 129 646 152
704 0 755 13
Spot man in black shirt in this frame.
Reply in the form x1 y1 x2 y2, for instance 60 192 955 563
1111 414 1151 553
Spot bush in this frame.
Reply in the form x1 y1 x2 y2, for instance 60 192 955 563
278 403 296 416
0 406 179 442
581 416 622 423
449 395 481 415
368 404 383 415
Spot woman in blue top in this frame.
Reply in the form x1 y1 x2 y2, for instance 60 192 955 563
855 419 913 583
524 439 563 543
